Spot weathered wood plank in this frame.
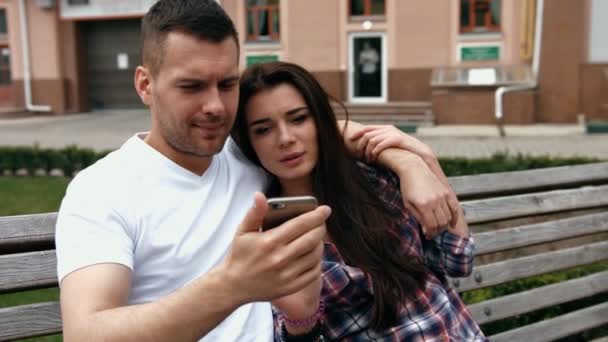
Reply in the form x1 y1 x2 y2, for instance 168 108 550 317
0 213 57 249
589 336 608 342
449 162 608 198
462 185 608 224
469 271 608 324
0 302 61 341
0 251 57 292
490 302 608 342
473 212 608 254
451 241 608 292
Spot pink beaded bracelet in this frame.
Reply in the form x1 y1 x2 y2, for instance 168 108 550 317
279 301 325 329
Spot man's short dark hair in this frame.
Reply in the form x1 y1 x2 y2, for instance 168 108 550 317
141 0 239 75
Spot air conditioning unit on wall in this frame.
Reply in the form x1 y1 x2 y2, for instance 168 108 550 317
38 0 55 9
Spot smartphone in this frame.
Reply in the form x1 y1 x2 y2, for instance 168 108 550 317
262 196 318 231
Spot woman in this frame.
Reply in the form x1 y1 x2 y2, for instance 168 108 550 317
232 61 486 341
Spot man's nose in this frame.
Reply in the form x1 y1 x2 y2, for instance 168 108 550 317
202 87 225 116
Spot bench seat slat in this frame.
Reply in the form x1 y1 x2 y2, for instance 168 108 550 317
0 213 57 249
490 302 608 342
451 241 608 292
0 302 61 341
0 251 57 292
468 271 608 324
462 185 608 224
473 212 608 254
450 162 608 198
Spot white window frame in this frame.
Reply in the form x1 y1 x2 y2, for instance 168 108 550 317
348 32 387 103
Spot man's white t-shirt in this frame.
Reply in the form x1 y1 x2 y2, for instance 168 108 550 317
55 133 272 341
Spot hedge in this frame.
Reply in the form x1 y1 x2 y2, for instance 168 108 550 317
0 145 602 178
0 145 111 177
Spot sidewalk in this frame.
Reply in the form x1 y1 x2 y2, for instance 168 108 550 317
0 110 606 159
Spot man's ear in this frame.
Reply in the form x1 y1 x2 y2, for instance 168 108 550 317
134 66 153 106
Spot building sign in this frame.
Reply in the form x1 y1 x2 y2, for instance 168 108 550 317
246 54 279 66
60 0 157 19
460 45 500 61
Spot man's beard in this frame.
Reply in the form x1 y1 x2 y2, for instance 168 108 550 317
161 123 227 158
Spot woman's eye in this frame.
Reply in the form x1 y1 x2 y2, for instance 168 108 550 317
292 114 308 124
253 127 270 136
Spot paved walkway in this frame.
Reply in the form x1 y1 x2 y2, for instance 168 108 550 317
0 110 606 159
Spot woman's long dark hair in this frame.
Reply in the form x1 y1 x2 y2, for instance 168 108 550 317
232 61 428 330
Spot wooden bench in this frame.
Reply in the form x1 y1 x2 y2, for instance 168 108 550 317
1 162 607 341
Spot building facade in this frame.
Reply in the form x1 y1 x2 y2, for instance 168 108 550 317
0 0 606 124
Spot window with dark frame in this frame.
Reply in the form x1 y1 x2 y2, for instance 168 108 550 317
246 0 280 42
0 9 7 35
460 0 501 33
349 0 385 16
67 0 90 5
0 47 11 85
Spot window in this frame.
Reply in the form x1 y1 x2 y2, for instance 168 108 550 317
0 48 11 85
460 0 501 33
349 0 385 16
246 0 280 42
67 0 90 5
0 9 7 36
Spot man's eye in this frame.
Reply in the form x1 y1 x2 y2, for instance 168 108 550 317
179 84 200 90
219 82 237 91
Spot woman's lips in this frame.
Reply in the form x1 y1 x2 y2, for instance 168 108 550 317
280 152 305 167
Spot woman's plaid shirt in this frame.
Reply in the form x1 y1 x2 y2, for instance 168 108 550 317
275 164 487 341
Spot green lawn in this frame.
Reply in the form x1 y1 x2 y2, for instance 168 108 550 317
0 177 69 216
1 177 67 341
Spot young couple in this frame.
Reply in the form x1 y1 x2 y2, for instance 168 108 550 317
56 0 486 340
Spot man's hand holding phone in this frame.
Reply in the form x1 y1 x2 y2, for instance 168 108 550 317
218 193 328 311
261 196 325 333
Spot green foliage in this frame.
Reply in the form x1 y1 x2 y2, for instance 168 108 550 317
0 145 110 177
438 152 601 177
0 147 602 179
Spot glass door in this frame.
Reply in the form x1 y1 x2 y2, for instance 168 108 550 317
349 33 386 103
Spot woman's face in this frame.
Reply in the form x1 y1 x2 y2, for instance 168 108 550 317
245 83 319 185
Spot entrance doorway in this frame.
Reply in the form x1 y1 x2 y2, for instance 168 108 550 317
349 33 387 103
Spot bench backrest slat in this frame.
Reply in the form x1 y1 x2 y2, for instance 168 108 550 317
450 162 608 198
0 302 61 341
462 185 608 224
451 240 608 291
0 251 57 292
490 302 608 342
0 213 57 250
473 211 608 254
468 270 608 325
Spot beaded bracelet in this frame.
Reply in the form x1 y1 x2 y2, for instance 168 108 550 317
279 300 325 329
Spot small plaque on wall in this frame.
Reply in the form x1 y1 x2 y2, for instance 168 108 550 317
246 54 279 67
459 45 501 61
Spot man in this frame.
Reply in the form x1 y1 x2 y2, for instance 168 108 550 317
56 0 459 341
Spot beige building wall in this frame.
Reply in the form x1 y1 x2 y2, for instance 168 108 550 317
4 0 599 123
3 0 66 112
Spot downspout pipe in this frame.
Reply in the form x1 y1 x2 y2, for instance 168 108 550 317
495 0 543 137
18 0 51 112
